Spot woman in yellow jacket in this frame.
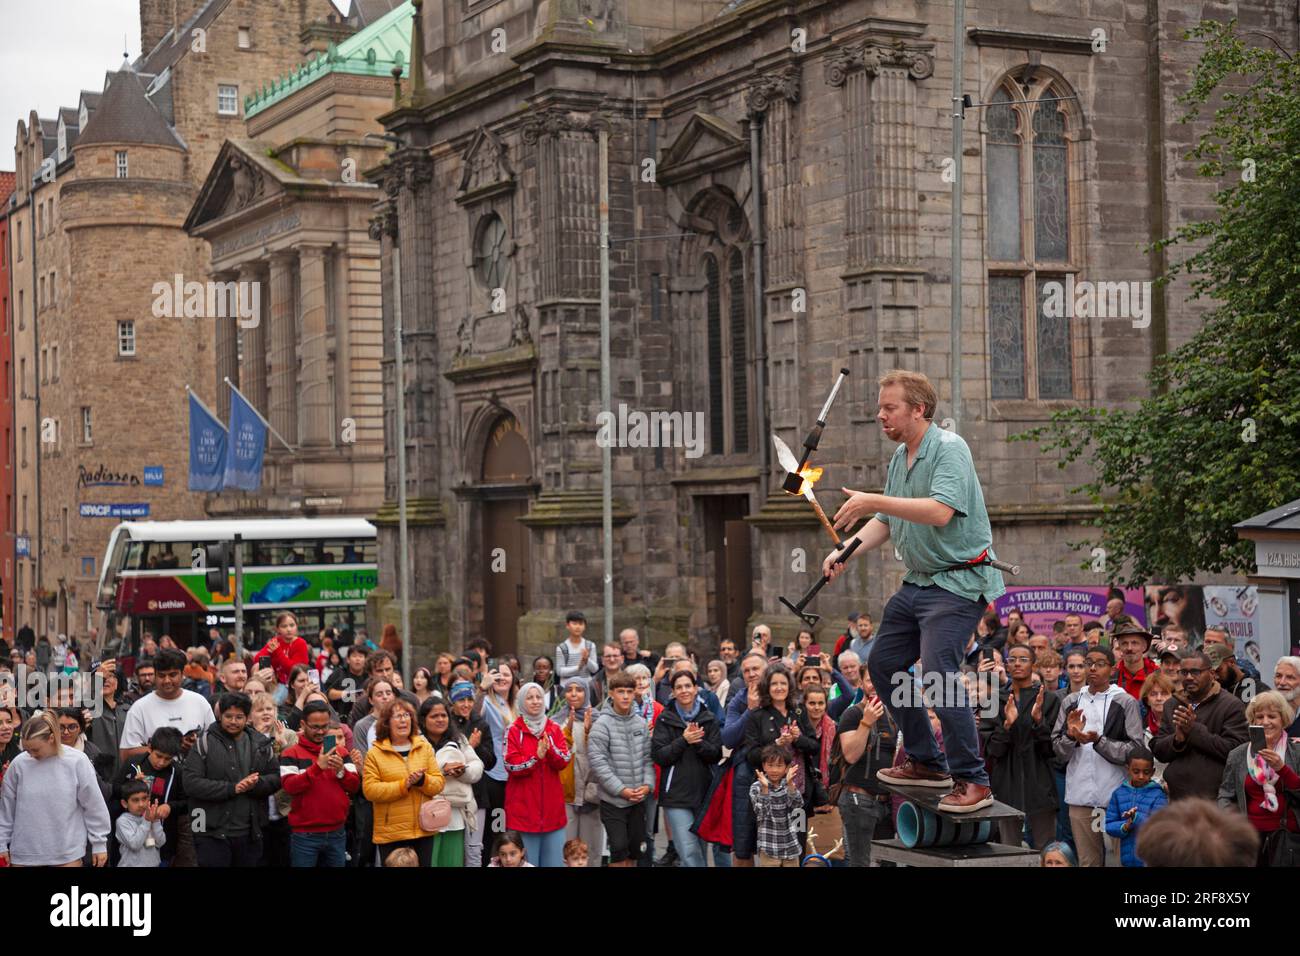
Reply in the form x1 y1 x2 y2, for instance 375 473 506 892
362 698 445 866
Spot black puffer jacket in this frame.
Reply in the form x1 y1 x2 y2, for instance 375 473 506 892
652 704 723 810
182 724 281 840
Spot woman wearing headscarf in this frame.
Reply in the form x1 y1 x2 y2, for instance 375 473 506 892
449 680 496 867
651 670 723 867
555 676 603 865
504 681 572 867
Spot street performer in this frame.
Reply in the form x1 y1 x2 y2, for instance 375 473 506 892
822 370 1004 813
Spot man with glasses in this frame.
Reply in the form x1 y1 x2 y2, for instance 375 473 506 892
1150 648 1248 802
590 644 626 709
1051 646 1142 866
279 700 359 867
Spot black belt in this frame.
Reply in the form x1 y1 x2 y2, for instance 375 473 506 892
940 548 991 573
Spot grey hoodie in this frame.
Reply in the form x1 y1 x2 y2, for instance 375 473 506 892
0 747 111 865
587 707 653 808
116 812 166 867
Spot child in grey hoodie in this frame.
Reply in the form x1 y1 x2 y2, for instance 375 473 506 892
116 779 167 867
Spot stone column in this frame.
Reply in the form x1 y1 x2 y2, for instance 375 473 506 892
238 263 268 418
214 270 241 420
297 244 332 446
267 252 298 446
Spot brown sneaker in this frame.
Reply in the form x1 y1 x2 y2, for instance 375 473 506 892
876 757 954 789
938 780 994 813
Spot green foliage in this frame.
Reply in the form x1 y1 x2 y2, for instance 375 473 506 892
1013 21 1300 584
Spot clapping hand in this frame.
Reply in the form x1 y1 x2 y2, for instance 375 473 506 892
1172 704 1195 742
1030 685 1045 724
1002 693 1019 729
537 734 549 759
684 722 705 745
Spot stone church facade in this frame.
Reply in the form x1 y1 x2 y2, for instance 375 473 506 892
367 0 1295 663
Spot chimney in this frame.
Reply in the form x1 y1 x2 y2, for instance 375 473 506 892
300 13 356 56
139 0 172 55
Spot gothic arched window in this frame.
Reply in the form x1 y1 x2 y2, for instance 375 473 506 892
985 74 1081 401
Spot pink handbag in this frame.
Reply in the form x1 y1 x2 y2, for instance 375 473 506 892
419 795 453 832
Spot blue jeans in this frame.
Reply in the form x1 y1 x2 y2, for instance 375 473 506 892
866 582 990 785
520 828 566 868
662 807 706 867
290 828 347 867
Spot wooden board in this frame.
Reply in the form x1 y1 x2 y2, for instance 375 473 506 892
877 780 1025 822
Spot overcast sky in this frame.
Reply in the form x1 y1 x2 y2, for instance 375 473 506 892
0 0 349 166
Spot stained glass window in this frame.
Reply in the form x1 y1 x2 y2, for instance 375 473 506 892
989 277 1026 399
1033 97 1068 261
987 88 1021 261
1036 276 1072 398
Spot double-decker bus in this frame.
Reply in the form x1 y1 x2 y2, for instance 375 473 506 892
94 518 378 661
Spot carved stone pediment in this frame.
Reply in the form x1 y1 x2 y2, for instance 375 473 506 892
657 112 749 185
456 126 515 205
225 154 266 214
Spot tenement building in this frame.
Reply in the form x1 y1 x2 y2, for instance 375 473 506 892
363 0 1294 663
7 0 341 643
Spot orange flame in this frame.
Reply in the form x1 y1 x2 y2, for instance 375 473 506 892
798 465 823 498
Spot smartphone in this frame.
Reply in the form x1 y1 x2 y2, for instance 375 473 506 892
1250 724 1267 753
323 734 337 753
980 647 993 663
487 657 499 671
807 644 821 658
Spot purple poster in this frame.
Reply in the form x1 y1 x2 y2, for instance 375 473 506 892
993 587 1146 635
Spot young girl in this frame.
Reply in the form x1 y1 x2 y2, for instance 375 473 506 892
488 830 535 867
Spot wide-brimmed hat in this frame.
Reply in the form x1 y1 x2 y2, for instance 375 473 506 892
1111 621 1153 647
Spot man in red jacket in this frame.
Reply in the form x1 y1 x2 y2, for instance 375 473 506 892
280 701 359 867
252 612 310 686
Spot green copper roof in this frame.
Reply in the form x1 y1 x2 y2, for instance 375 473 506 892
245 1 413 118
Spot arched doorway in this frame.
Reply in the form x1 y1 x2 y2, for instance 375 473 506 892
480 414 532 656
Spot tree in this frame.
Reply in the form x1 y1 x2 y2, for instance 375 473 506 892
1013 20 1300 584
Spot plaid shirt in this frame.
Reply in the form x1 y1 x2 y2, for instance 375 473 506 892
749 778 802 860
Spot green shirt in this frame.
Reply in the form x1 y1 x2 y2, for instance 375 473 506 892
874 422 1006 604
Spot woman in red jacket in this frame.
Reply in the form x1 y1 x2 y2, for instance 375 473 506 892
253 612 310 686
505 681 571 867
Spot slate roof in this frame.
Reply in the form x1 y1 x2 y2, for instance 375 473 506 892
1236 500 1300 533
351 0 405 27
135 0 227 76
76 68 185 149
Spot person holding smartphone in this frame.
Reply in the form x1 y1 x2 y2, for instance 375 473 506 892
1216 690 1300 865
279 701 360 867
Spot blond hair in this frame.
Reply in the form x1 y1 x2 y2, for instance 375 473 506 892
1246 690 1295 729
21 710 61 755
878 369 938 420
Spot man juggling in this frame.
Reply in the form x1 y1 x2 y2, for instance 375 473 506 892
822 370 1005 813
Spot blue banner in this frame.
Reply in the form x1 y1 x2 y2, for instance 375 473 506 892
223 388 266 491
80 503 151 519
144 466 164 486
188 392 227 492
